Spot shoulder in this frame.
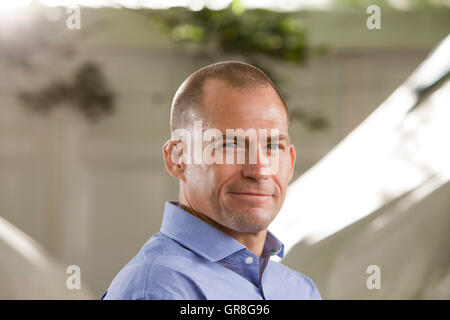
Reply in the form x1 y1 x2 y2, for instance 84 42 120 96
266 259 322 300
102 233 206 300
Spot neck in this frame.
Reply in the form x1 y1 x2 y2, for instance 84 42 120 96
178 201 267 259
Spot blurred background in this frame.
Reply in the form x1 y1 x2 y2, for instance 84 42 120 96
0 0 449 299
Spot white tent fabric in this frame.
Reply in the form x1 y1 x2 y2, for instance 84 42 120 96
270 34 450 255
0 216 92 299
272 35 450 299
282 179 450 299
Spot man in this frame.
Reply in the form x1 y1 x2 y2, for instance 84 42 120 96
101 61 321 300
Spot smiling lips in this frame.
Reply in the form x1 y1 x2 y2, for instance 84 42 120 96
229 190 273 202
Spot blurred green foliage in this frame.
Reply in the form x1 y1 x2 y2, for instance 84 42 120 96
150 2 315 62
19 62 115 122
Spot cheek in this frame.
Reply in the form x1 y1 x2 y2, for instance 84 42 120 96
274 155 293 191
185 165 201 184
213 163 239 182
210 164 243 197
187 164 237 194
185 165 211 198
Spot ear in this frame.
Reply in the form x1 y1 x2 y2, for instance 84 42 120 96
163 139 187 182
288 144 296 182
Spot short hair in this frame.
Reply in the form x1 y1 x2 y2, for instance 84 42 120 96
170 61 288 133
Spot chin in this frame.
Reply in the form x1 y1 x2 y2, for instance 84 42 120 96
236 222 270 233
229 209 274 232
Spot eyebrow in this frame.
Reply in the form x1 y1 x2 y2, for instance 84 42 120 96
272 134 290 143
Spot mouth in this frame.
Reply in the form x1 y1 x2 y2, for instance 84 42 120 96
228 191 273 202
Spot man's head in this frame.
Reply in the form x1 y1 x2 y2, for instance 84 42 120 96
163 61 296 234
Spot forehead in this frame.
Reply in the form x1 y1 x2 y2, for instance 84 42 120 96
200 79 288 132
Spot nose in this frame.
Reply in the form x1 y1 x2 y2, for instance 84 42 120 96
241 143 272 180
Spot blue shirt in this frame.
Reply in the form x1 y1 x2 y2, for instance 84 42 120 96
101 201 322 300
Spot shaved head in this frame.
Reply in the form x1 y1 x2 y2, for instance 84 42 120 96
170 61 288 133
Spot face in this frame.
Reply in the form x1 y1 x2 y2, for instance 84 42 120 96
172 79 295 234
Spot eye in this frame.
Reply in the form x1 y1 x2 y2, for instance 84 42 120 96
267 144 282 150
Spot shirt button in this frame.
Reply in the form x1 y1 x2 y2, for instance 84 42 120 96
245 257 253 264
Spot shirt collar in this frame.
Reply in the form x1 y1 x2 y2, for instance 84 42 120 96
160 201 284 262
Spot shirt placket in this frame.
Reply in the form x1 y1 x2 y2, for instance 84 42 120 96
257 255 271 300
